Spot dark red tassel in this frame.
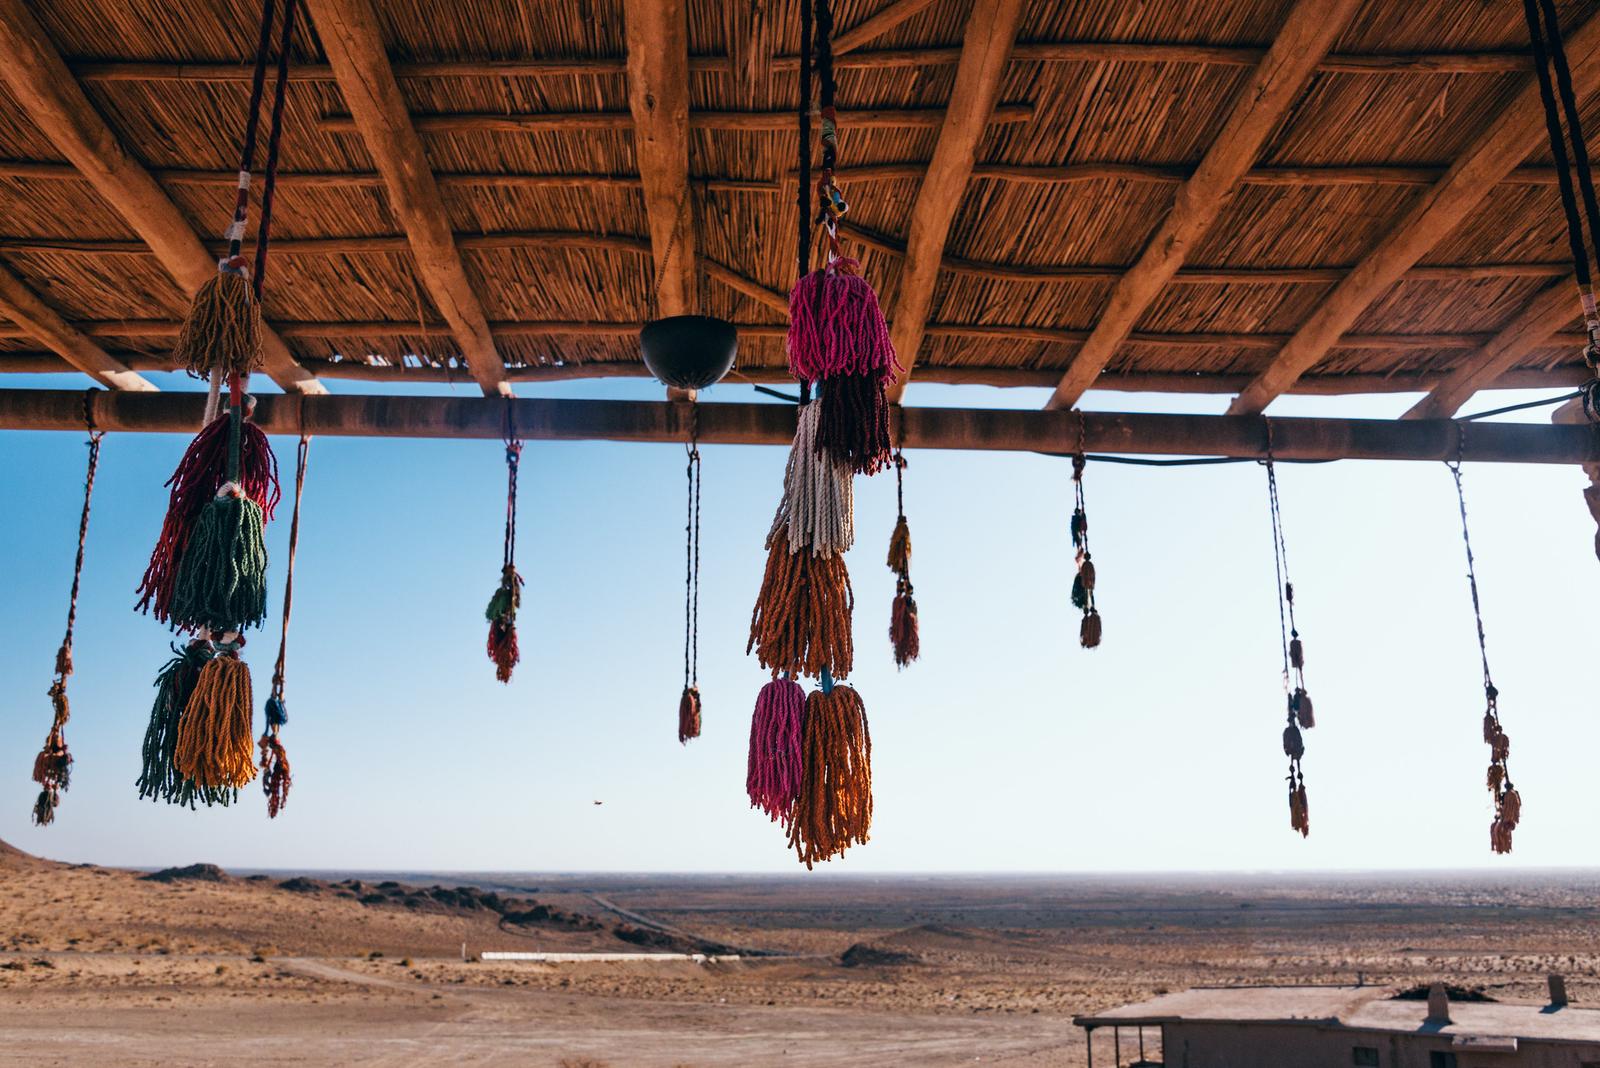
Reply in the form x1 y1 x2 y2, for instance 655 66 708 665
678 686 702 744
258 732 291 818
814 373 893 476
138 413 280 623
487 619 519 684
890 581 919 667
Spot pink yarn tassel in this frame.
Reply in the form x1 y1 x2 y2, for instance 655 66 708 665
787 260 900 382
746 677 806 824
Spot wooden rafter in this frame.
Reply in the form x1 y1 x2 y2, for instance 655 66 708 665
304 0 508 396
622 0 695 320
1228 13 1600 416
0 0 322 395
884 0 1025 405
1402 280 1580 420
834 0 941 55
316 105 1033 135
4 389 1595 467
1043 0 1363 411
0 259 153 390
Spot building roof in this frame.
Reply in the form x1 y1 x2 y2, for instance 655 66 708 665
1075 986 1600 1046
0 0 1593 405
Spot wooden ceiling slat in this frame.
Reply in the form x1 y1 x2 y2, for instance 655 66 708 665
0 0 322 394
316 105 1035 135
1227 12 1600 415
885 0 1026 404
303 0 508 396
1043 0 1365 411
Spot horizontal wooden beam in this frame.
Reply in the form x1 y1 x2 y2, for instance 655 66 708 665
774 42 1526 74
317 105 1034 135
1 351 1584 396
3 316 1577 352
72 45 1524 82
800 162 1563 188
2 389 1592 464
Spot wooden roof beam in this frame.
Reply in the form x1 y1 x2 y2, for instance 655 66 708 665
834 0 942 55
4 389 1596 466
317 106 1033 135
1402 280 1580 420
304 0 508 396
1228 13 1600 416
0 259 153 390
0 0 321 395
622 0 695 320
884 0 1026 405
1044 0 1363 411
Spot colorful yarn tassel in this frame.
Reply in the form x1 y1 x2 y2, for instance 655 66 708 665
747 677 805 824
748 526 854 679
173 270 263 378
779 401 854 556
890 579 920 666
169 486 268 633
1289 779 1310 838
678 686 702 744
138 640 237 808
815 372 893 476
30 682 72 827
138 411 279 624
258 731 291 818
789 683 873 869
786 262 896 381
485 564 523 684
174 643 258 790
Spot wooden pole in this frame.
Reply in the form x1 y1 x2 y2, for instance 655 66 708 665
1228 12 1600 415
1 390 1593 465
304 0 509 397
1044 0 1363 410
884 0 1026 404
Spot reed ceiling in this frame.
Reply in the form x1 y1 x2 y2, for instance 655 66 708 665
0 0 1594 401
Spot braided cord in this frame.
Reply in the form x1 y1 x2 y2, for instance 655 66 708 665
270 434 309 703
684 407 701 690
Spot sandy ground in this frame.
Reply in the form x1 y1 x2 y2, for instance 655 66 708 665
4 841 1599 1066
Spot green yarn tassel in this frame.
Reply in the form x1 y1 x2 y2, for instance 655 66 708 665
169 491 268 632
136 640 237 809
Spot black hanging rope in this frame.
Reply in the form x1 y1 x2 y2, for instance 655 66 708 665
684 407 702 694
1521 0 1600 419
252 0 299 297
1264 422 1312 838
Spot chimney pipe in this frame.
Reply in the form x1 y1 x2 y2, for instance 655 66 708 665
1426 983 1451 1025
1549 974 1569 1007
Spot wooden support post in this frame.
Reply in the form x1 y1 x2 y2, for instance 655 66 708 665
1229 12 1600 415
0 389 1594 465
1044 0 1362 410
0 260 153 390
303 0 509 396
885 0 1025 404
0 0 322 394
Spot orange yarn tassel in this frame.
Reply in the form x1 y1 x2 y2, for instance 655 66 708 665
175 648 258 790
789 683 873 869
748 527 854 679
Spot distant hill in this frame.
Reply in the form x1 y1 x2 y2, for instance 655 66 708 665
0 837 40 868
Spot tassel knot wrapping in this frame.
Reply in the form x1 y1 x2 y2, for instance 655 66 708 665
747 678 805 823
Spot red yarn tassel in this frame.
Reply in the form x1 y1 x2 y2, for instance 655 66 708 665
138 412 280 623
488 619 519 684
890 581 919 667
678 686 702 744
258 731 291 818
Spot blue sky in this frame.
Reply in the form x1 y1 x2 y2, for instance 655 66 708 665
1 370 1596 873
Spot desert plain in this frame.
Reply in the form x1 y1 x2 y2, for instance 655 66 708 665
2 838 1598 1066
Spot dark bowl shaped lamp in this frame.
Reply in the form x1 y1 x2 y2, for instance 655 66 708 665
640 315 738 391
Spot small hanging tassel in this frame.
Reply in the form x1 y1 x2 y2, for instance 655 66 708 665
747 677 805 824
678 686 702 744
30 682 72 827
174 642 258 790
138 640 236 808
786 262 897 382
1079 607 1102 649
886 514 910 575
1289 777 1310 838
138 412 279 623
789 683 873 869
173 270 263 378
890 578 920 667
258 731 291 819
485 564 523 683
748 526 855 679
169 484 268 633
1292 687 1315 728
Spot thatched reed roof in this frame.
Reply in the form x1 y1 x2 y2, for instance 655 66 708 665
0 0 1593 413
